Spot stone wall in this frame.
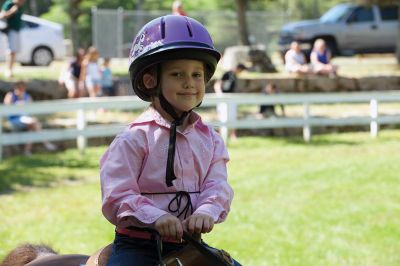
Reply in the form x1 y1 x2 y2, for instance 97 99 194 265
232 74 400 93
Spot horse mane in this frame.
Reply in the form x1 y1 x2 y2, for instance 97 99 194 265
0 244 58 266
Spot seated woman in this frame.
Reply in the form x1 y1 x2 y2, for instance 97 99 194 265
284 41 312 74
3 81 56 156
310 39 338 77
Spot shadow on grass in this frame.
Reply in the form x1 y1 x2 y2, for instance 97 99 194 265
282 137 361 146
230 135 361 148
0 151 99 194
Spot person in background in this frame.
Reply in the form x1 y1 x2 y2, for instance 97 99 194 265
310 38 338 77
59 48 86 98
284 41 312 75
101 57 116 96
0 0 25 78
3 81 56 156
259 83 277 117
214 63 247 140
172 0 187 16
80 46 102 97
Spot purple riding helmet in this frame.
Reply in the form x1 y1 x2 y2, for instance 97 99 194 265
128 15 221 101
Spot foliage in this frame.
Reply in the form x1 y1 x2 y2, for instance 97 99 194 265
26 0 357 50
1 130 400 265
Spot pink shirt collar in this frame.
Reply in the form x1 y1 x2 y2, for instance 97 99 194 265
132 106 207 134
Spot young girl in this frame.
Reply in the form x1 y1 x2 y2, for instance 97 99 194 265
100 15 240 265
310 38 338 77
80 46 102 97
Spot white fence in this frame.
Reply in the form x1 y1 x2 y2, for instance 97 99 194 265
1 91 400 160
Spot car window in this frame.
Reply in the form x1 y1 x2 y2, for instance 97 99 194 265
348 7 374 23
21 20 40 29
379 6 398 21
320 4 354 23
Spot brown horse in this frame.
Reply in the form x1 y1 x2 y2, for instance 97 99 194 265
0 243 112 266
1 231 233 266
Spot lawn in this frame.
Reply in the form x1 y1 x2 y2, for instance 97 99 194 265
1 130 400 266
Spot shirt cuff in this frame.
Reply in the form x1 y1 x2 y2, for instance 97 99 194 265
194 203 227 223
117 204 169 225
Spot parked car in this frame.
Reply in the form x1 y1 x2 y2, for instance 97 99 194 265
278 3 398 58
0 14 66 66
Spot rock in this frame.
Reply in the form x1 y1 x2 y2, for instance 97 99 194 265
220 44 276 73
357 76 400 91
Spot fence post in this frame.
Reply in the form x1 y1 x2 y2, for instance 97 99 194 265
91 7 98 50
76 109 87 154
117 7 124 58
303 103 311 142
216 100 229 142
370 99 379 138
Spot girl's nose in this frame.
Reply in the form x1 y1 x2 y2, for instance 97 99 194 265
183 76 194 89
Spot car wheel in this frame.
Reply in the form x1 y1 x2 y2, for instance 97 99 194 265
32 47 53 66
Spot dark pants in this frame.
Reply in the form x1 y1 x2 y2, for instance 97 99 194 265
106 232 242 266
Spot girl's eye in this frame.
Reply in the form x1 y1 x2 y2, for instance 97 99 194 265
193 72 203 78
171 72 183 78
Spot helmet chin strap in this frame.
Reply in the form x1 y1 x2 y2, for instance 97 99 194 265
159 93 189 187
156 65 191 187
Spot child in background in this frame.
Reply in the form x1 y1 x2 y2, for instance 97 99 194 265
80 46 102 97
101 58 115 96
100 15 240 265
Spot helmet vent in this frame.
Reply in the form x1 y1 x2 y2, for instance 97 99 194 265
161 17 166 39
185 17 193 37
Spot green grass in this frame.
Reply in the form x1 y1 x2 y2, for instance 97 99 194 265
1 130 400 265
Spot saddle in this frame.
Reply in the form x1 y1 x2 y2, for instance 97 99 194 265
85 244 113 266
85 232 234 266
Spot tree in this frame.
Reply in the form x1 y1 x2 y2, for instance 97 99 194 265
235 0 250 45
69 0 83 53
397 0 400 63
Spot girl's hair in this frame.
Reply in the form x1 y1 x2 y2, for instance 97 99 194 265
85 46 99 62
76 48 85 60
128 15 220 102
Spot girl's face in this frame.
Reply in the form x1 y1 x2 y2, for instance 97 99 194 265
160 59 206 114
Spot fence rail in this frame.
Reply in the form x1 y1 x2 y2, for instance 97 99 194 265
1 91 400 160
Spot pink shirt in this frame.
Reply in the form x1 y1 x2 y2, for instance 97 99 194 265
100 107 233 228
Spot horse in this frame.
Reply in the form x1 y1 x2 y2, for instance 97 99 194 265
0 230 234 266
0 243 111 266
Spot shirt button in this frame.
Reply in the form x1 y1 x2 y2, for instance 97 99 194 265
184 159 190 164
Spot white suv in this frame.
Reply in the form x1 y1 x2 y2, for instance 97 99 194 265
0 14 66 66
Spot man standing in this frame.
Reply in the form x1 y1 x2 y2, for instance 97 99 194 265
0 0 25 78
214 63 247 140
171 0 187 16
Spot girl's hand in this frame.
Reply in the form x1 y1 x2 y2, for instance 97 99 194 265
154 214 183 240
183 213 214 234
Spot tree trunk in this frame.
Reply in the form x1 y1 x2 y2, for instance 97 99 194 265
29 0 38 16
397 0 400 63
235 0 250 45
69 0 82 53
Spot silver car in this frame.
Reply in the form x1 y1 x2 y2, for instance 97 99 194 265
0 14 66 66
278 3 398 57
